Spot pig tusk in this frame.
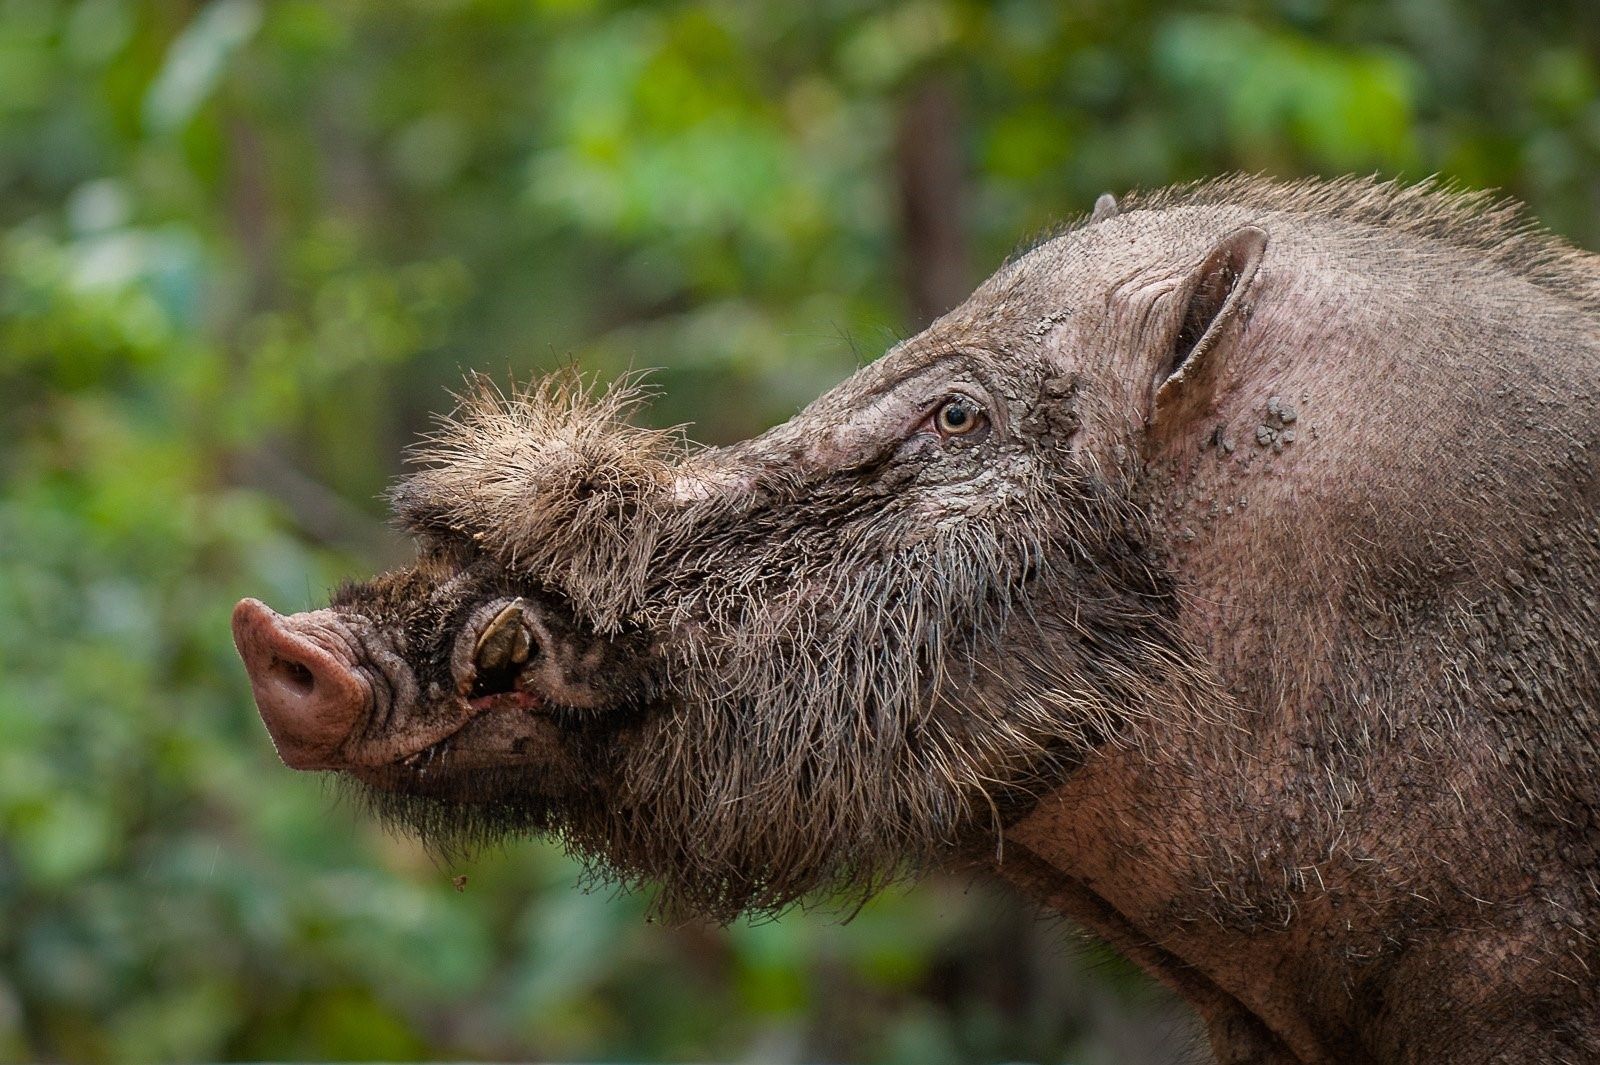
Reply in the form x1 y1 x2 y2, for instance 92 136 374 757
474 599 535 677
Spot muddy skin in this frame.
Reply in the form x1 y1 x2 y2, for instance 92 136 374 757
234 176 1600 1063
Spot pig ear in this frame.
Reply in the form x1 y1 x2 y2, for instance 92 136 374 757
1149 225 1268 431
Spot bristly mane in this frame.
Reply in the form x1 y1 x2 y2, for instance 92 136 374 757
1048 175 1600 312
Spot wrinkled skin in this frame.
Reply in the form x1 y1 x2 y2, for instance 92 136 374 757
235 177 1600 1063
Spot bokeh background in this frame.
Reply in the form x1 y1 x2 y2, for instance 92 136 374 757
1 1 1597 1061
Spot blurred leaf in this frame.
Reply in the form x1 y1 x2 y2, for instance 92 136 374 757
144 0 263 135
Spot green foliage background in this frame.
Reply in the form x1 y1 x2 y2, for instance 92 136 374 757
0 1 1595 1061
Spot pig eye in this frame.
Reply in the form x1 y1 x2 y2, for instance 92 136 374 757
930 396 987 439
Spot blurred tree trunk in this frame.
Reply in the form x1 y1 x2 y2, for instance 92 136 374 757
894 74 971 328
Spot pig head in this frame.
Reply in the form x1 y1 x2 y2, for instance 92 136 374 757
235 176 1600 1063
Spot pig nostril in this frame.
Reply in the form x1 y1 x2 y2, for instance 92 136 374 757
275 657 316 696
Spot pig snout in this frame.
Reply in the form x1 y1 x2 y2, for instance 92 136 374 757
232 598 371 770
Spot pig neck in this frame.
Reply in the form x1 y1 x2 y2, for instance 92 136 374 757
998 625 1598 1064
1000 711 1351 1064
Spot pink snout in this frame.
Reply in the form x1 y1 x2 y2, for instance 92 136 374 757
231 598 370 770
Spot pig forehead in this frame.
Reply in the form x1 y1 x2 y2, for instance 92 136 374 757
980 205 1264 303
805 336 1048 422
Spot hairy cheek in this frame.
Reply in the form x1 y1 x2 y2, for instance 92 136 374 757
908 475 1014 529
